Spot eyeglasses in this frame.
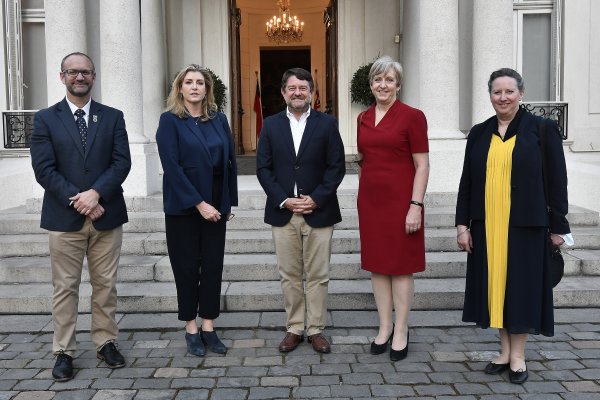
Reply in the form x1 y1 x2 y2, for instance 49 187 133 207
62 69 95 77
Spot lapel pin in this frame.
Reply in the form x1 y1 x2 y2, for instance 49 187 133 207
92 115 97 123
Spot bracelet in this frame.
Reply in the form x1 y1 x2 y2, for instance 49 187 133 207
409 200 424 208
457 229 469 237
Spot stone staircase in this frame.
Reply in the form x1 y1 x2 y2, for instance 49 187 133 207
1 187 600 315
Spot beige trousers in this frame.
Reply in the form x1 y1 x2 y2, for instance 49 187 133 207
49 218 122 356
272 213 333 336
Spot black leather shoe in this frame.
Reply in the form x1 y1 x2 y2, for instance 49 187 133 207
52 353 74 382
484 362 510 375
390 331 409 361
509 367 529 384
97 342 125 368
201 330 227 354
370 328 394 355
185 332 206 356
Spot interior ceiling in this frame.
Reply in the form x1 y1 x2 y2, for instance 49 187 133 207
236 0 330 13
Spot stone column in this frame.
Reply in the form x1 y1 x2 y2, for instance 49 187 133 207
44 0 87 105
472 0 513 124
141 0 166 141
416 0 462 139
99 0 160 196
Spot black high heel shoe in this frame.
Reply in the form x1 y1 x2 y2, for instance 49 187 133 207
370 327 394 355
390 331 409 361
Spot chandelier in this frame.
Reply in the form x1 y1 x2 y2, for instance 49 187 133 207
265 0 304 44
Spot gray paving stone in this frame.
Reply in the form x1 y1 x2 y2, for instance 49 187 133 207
310 363 351 375
267 364 310 376
0 380 16 390
0 392 17 400
260 376 298 386
91 390 136 400
454 382 493 395
487 381 527 394
574 368 600 380
536 369 580 380
291 385 331 398
133 389 177 400
562 380 600 392
53 389 97 400
561 394 600 400
247 386 290 399
174 389 209 400
170 377 215 388
12 378 53 391
382 372 430 384
189 367 226 378
428 371 467 383
243 356 282 366
519 395 563 400
413 384 456 396
330 384 371 397
522 380 566 393
12 392 55 400
217 376 260 388
132 378 172 389
227 366 268 377
370 384 415 397
91 378 134 389
341 372 383 384
300 375 340 386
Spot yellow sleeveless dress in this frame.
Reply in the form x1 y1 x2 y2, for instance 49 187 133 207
485 134 517 328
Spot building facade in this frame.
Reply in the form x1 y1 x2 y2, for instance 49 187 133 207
1 0 599 210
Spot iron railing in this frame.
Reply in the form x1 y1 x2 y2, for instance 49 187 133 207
521 101 568 140
2 110 36 149
1 103 569 149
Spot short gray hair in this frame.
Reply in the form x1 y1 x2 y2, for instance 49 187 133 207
368 56 403 86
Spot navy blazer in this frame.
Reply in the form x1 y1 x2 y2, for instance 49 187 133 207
256 109 346 228
156 111 238 215
456 109 570 234
30 98 131 232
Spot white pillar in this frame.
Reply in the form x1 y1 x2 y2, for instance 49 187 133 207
141 0 166 141
44 0 87 105
416 0 462 139
471 0 513 124
99 0 160 196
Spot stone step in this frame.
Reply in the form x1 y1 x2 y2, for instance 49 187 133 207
23 190 462 213
6 204 598 235
2 250 599 284
0 276 598 314
2 226 600 258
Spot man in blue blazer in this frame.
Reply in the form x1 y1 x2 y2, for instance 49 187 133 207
30 52 131 381
257 68 345 354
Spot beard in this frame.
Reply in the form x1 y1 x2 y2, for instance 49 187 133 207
66 83 92 97
287 95 311 113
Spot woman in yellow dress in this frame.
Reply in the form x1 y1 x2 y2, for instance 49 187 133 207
456 68 571 384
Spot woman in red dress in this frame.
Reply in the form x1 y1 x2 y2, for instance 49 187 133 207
356 56 429 361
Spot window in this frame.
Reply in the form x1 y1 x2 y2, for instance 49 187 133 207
513 0 561 101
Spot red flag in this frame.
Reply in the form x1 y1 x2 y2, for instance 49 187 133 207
254 79 263 139
313 75 321 111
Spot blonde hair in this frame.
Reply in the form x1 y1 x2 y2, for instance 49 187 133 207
166 64 217 121
368 55 403 86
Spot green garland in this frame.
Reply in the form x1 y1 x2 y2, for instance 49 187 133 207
206 68 227 112
350 62 374 107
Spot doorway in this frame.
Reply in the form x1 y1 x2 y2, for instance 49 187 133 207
260 49 311 118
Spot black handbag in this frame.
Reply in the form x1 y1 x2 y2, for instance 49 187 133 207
539 119 565 288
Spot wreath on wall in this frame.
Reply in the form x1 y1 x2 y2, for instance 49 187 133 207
350 62 374 107
206 69 227 112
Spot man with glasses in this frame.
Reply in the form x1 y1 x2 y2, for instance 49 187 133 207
257 68 345 354
30 52 131 381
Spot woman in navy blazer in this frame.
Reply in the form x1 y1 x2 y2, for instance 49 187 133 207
156 64 238 357
456 68 570 384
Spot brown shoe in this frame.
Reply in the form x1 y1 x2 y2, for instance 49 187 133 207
278 332 303 352
308 333 331 354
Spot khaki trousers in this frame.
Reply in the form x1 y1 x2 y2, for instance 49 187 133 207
49 218 122 356
272 213 333 336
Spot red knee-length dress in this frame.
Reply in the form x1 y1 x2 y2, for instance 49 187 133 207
357 100 429 275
